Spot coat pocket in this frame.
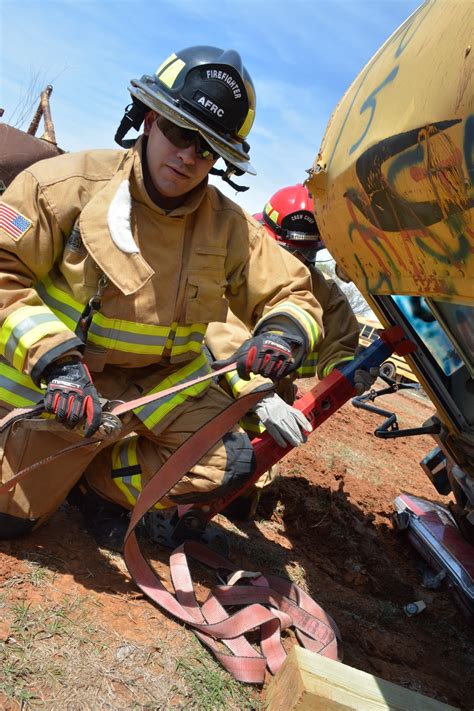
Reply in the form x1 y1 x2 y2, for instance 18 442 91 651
184 270 229 324
84 342 108 373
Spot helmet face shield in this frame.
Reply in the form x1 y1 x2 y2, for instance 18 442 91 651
128 46 256 175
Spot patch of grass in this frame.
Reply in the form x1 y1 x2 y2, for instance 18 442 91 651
0 557 53 593
229 526 288 577
376 599 400 625
176 639 261 711
25 559 53 587
284 560 308 590
1 601 68 707
321 442 385 485
0 592 265 710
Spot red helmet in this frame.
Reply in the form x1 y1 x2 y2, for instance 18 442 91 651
259 184 324 263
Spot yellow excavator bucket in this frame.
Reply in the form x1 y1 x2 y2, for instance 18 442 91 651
307 0 473 306
307 0 474 555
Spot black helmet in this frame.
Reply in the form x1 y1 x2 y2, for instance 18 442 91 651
128 45 256 175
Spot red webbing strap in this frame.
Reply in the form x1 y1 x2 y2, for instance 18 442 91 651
0 363 238 495
123 388 341 683
0 439 102 495
0 367 341 681
110 362 238 417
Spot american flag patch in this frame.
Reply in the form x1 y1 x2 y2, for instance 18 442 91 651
0 202 33 241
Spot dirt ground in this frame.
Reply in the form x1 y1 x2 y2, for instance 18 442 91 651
1 378 473 710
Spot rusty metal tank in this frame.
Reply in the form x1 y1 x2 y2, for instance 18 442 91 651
0 85 63 194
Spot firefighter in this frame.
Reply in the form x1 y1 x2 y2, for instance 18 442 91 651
206 183 376 441
203 184 378 518
0 47 324 551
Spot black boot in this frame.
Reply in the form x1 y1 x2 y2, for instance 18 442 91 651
221 489 260 521
67 482 130 552
142 507 229 554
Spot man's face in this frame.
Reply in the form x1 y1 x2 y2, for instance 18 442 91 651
143 112 217 206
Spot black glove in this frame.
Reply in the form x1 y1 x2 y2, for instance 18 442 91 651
43 357 102 437
212 333 300 380
354 366 380 395
332 361 380 395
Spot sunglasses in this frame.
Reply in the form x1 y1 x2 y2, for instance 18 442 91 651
155 116 219 161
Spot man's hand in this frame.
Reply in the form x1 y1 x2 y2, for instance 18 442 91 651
254 392 312 447
212 333 301 380
43 357 102 437
354 367 380 395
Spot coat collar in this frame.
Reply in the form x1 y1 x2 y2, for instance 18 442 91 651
78 138 210 296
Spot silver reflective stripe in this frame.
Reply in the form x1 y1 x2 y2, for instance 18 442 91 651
173 330 206 347
119 476 141 502
38 279 205 353
0 372 42 403
87 321 168 348
135 353 212 429
0 359 43 407
36 281 80 325
3 313 58 364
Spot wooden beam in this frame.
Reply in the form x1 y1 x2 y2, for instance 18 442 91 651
265 648 460 711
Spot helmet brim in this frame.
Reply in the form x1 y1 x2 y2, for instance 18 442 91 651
130 80 256 175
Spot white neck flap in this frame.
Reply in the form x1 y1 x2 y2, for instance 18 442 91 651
107 179 139 254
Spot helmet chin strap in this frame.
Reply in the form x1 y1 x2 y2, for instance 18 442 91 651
114 99 148 148
210 165 249 192
115 101 250 193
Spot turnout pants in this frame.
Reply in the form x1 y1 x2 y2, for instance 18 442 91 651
0 383 255 537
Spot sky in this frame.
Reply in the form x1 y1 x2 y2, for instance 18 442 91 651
1 0 422 217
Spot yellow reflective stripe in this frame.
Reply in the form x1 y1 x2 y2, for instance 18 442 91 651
297 364 317 376
0 386 37 408
111 437 169 510
240 415 266 434
39 277 205 357
167 323 207 356
0 361 43 407
135 351 211 430
87 332 165 355
158 57 186 88
128 437 138 465
111 441 123 471
113 477 136 507
176 323 207 337
225 369 256 397
0 306 71 372
113 474 169 510
296 351 318 377
155 53 178 77
323 356 354 378
13 322 70 372
112 438 140 507
111 437 139 470
0 305 62 351
259 301 319 352
130 474 142 496
237 107 255 139
138 372 210 430
264 201 276 219
40 275 83 320
0 361 40 388
0 306 51 338
92 312 170 338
